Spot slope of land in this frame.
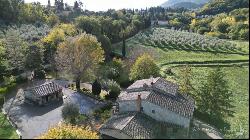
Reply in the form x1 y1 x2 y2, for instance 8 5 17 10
161 0 209 8
112 27 249 138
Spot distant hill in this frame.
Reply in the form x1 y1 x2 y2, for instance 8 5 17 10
171 2 202 9
161 0 209 9
199 0 249 15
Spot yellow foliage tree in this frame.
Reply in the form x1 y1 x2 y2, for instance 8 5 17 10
37 124 98 139
55 32 104 91
42 23 77 73
42 24 77 45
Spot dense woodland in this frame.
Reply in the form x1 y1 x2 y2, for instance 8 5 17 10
0 0 249 139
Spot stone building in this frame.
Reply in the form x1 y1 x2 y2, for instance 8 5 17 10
99 77 195 139
24 82 63 106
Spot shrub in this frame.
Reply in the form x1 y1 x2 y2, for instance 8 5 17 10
0 96 4 107
104 80 121 100
6 82 17 91
0 87 8 95
117 71 132 88
97 58 123 80
16 75 28 84
62 103 80 124
92 80 101 96
3 75 16 85
34 69 46 79
38 124 98 139
93 103 112 122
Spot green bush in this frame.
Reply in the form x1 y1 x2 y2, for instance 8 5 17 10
104 80 121 100
0 87 8 95
16 75 28 83
62 103 80 124
93 103 112 122
117 71 132 88
0 82 17 95
0 96 4 107
34 69 46 79
8 83 16 89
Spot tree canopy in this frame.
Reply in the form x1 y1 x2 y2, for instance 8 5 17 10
129 53 160 81
196 68 234 118
55 32 104 91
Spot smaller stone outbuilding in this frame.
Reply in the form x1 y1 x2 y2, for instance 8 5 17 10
24 82 63 106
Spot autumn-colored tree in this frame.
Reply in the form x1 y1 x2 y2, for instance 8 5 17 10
129 53 160 81
55 33 104 91
42 24 77 73
38 124 98 139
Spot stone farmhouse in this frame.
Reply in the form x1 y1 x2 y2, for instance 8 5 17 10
99 77 195 139
23 82 63 106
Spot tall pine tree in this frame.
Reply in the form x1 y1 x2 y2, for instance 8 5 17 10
197 68 234 118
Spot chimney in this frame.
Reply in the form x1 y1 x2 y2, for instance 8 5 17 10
137 94 142 112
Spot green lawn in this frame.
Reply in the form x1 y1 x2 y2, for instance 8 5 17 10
112 27 249 139
0 112 18 139
169 67 249 139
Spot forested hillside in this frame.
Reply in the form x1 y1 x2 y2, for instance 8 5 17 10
161 0 209 8
199 0 249 15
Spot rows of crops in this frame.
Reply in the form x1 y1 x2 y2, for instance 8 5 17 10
132 28 248 55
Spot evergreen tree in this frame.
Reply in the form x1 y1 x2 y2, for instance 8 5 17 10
92 79 101 96
179 65 194 95
73 1 79 10
197 68 234 118
47 0 51 8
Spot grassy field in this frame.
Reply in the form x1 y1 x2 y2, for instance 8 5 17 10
0 113 18 139
112 27 249 138
171 67 249 139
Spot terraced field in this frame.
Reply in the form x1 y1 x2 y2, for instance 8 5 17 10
113 28 249 70
112 27 249 138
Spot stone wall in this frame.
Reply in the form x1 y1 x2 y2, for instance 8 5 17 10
141 101 190 127
119 100 190 128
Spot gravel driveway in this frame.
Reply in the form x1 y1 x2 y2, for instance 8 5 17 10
2 79 105 139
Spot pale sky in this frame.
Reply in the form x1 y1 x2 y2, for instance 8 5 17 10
24 0 167 11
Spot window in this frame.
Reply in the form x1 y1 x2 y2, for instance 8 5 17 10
152 110 155 114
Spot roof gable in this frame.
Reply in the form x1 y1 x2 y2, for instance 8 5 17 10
100 112 182 139
26 82 62 97
118 77 195 118
152 77 178 96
